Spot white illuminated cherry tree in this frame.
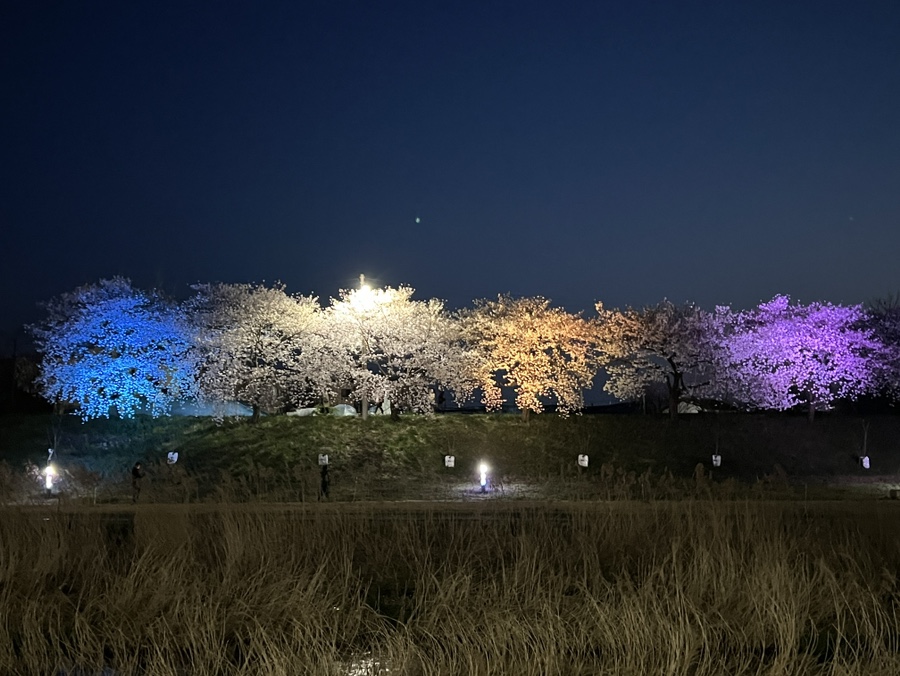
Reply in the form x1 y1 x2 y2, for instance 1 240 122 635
30 277 198 419
460 295 597 418
187 282 323 421
324 279 474 418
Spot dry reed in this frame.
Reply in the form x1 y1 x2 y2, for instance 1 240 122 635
1 501 900 675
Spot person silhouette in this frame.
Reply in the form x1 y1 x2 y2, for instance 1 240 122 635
319 464 330 500
131 462 145 503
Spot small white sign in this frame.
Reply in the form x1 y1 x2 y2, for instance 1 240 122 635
318 454 329 466
712 454 722 467
577 454 589 467
444 455 455 468
860 455 870 469
167 451 179 464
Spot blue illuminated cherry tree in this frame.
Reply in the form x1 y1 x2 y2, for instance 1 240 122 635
718 296 879 420
30 278 198 419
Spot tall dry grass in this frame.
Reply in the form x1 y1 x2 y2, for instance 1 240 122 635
1 502 900 675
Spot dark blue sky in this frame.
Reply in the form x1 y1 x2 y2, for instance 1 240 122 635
2 0 899 353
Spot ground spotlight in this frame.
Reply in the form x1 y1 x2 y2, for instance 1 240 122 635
43 464 55 493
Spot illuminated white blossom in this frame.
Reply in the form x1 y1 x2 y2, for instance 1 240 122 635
324 284 473 415
187 282 322 421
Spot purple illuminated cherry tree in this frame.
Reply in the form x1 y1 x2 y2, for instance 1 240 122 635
719 296 879 420
867 297 900 401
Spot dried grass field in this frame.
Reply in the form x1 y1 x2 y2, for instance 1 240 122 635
2 500 900 675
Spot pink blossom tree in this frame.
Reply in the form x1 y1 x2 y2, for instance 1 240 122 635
594 300 719 418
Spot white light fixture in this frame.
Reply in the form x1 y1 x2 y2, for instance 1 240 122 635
444 455 455 468
43 465 55 491
577 454 589 467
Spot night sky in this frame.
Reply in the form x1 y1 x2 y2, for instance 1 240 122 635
2 1 899 354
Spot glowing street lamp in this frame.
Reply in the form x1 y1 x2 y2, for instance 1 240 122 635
356 275 373 420
351 274 376 312
345 274 396 420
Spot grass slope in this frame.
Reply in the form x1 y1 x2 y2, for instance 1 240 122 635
2 411 899 502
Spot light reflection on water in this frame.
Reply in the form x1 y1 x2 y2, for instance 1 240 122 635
345 654 391 675
56 655 390 676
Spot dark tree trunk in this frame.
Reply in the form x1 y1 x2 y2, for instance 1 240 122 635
666 359 685 420
668 387 679 420
251 403 261 423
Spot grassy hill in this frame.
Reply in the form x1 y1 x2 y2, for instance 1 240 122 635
2 411 899 503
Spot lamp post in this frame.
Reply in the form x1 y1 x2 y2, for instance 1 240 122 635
354 274 374 420
344 274 395 420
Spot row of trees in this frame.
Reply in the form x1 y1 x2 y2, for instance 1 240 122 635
28 278 900 421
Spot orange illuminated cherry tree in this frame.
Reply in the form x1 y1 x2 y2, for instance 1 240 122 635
460 295 598 419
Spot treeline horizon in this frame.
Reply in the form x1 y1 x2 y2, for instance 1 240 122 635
18 277 900 423
31 277 900 316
